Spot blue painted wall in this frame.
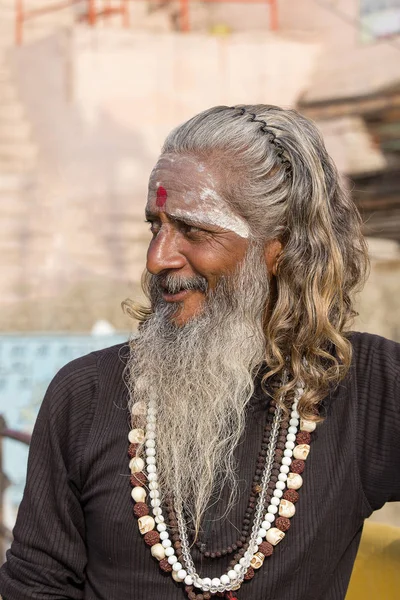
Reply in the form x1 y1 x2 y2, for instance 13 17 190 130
0 333 128 532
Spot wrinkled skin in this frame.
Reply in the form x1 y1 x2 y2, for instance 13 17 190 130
145 154 281 326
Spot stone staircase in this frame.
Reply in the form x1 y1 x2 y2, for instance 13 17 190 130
0 56 36 303
1 0 75 46
0 2 76 303
0 1 172 318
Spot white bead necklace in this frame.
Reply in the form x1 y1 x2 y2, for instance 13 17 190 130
139 383 305 595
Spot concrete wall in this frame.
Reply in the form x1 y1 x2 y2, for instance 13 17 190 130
355 240 400 342
0 27 319 331
278 0 357 43
1 24 399 340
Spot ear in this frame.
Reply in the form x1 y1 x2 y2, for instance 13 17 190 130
264 239 283 276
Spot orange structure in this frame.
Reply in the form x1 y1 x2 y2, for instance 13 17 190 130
15 0 278 45
15 0 130 45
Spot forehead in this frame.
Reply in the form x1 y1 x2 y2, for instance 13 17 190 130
146 154 251 238
148 154 216 195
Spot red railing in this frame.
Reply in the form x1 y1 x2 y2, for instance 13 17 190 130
15 0 130 45
0 428 31 446
15 0 278 45
0 416 31 560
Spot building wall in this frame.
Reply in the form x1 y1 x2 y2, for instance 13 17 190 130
1 27 319 331
278 0 357 43
1 18 399 339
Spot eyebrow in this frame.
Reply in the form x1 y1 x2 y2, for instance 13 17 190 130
145 209 217 230
145 207 251 238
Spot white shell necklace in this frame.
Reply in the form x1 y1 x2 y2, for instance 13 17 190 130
128 380 316 597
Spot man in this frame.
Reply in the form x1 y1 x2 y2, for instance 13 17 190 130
1 104 399 600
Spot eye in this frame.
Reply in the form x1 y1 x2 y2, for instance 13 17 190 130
179 222 204 237
145 219 161 235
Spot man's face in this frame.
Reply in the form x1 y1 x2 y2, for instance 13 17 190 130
145 154 251 326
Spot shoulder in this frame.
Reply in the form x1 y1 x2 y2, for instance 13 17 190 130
49 342 129 392
34 342 131 477
343 331 399 423
41 341 130 424
347 331 400 381
346 334 400 508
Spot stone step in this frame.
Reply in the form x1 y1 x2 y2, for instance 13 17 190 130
0 264 20 280
0 68 8 83
0 172 35 192
0 67 12 83
0 154 37 171
0 193 28 213
0 121 32 139
0 30 13 48
0 141 37 160
0 279 23 304
0 83 19 103
0 133 35 146
0 39 10 49
0 218 22 239
0 103 26 120
0 292 22 305
0 238 23 255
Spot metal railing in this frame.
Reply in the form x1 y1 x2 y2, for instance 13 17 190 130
15 0 130 45
0 416 31 560
15 0 278 44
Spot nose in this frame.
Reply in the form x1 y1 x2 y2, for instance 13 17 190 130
146 227 187 275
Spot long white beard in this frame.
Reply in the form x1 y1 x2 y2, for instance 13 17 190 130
127 244 270 534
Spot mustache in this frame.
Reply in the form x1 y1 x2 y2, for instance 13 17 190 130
152 273 208 295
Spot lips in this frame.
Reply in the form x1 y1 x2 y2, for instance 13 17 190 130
161 288 193 302
162 284 186 294
155 275 208 300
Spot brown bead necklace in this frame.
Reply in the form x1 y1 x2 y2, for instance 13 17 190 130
128 384 316 599
194 400 289 559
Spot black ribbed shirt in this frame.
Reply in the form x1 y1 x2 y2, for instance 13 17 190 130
1 332 399 599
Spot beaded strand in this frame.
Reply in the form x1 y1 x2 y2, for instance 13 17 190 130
195 400 287 559
173 393 295 594
128 385 316 599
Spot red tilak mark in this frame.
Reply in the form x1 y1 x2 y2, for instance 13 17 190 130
226 593 238 600
156 186 167 208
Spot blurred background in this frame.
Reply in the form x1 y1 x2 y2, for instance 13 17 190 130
0 0 399 578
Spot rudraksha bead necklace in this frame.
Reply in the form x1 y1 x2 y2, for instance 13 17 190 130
193 402 289 559
128 383 316 599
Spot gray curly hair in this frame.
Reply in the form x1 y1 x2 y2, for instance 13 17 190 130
125 104 369 419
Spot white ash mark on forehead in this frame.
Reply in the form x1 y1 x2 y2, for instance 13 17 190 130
200 187 223 204
148 155 251 238
175 186 251 238
204 208 250 239
173 207 250 239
